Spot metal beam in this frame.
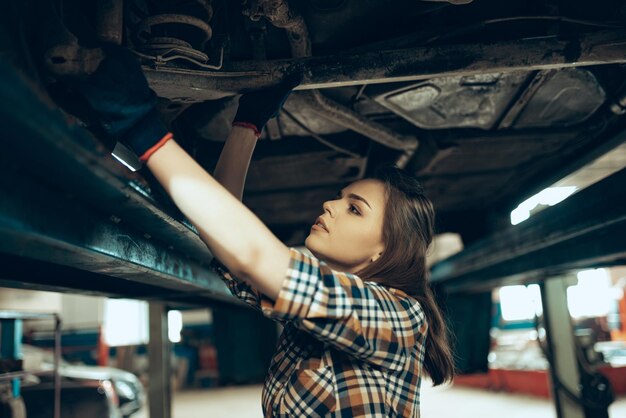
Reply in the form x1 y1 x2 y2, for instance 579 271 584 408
0 60 212 267
0 61 237 303
541 277 587 418
430 166 626 292
148 303 171 418
144 30 626 101
0 170 231 299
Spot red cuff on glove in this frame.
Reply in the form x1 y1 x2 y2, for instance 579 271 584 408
232 121 262 139
139 132 174 162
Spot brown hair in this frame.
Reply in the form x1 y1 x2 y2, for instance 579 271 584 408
357 165 454 385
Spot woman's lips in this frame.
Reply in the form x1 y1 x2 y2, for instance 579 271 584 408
316 217 330 231
311 222 329 233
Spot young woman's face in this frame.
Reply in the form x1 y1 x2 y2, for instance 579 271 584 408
305 179 386 273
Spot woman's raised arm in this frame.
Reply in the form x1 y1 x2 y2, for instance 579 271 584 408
212 126 259 201
71 45 298 301
147 138 290 300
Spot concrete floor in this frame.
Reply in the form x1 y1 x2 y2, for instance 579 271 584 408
135 382 626 418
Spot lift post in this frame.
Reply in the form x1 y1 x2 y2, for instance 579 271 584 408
540 277 612 418
148 302 172 418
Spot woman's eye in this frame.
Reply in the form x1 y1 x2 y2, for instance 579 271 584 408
349 205 361 215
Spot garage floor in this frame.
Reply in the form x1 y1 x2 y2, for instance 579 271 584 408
135 382 626 418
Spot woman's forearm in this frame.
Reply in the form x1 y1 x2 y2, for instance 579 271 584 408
146 139 290 300
213 126 258 201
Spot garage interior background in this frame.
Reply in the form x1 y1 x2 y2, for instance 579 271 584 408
1 0 626 417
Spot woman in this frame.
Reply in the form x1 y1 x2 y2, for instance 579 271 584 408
77 46 454 417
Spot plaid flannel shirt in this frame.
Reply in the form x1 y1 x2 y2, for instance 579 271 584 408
212 248 428 417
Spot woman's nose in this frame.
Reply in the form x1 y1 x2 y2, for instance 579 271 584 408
323 200 335 217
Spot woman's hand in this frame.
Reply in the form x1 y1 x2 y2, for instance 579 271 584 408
232 72 301 137
74 45 295 300
73 45 171 168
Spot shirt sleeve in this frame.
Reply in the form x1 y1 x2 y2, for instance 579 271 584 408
258 248 428 372
210 258 265 311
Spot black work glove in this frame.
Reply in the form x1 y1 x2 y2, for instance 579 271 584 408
75 45 171 169
232 72 302 137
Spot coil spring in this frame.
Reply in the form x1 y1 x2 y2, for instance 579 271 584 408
135 0 220 67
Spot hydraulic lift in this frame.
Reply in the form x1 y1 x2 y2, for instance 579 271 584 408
2 27 626 418
541 277 614 418
431 149 626 417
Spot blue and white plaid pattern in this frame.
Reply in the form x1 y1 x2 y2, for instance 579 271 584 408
212 248 428 417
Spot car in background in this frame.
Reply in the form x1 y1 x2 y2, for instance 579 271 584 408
20 345 145 418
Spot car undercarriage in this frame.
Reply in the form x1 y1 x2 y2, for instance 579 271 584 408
2 2 626 416
3 0 626 247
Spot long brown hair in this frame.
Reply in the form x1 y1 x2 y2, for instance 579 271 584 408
357 165 454 385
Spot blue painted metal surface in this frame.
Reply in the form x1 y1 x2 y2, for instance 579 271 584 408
1 318 22 397
431 166 626 293
0 60 236 305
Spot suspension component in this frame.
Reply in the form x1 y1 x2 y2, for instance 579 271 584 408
134 0 222 69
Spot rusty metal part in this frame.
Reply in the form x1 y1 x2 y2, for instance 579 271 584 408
299 90 418 153
134 3 218 69
38 0 84 76
144 30 626 97
37 0 108 77
497 70 557 129
243 0 311 57
242 0 418 166
137 14 213 47
97 0 124 44
44 44 105 76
